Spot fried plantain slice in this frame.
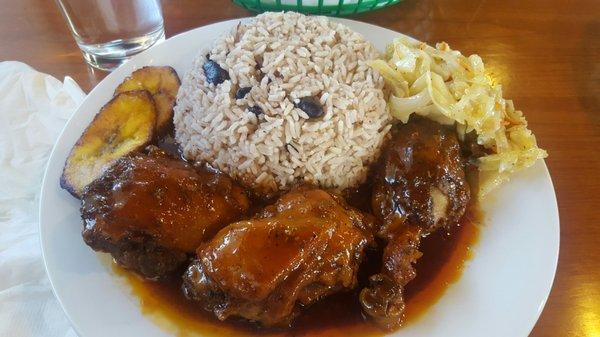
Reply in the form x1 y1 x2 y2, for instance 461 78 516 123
152 91 176 132
114 66 180 134
60 90 157 198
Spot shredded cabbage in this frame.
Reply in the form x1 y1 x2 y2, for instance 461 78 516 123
371 37 548 197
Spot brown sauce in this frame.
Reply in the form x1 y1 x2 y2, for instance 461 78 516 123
117 128 484 335
113 204 480 337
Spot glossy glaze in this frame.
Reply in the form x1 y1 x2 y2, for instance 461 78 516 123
372 118 470 235
114 204 479 337
183 188 373 327
82 148 250 253
360 118 471 330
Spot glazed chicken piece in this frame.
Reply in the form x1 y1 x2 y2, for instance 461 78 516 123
183 188 373 327
361 118 470 330
81 147 250 279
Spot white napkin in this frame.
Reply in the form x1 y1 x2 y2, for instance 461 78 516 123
0 61 85 337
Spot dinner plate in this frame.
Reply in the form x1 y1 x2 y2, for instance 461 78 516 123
40 17 560 337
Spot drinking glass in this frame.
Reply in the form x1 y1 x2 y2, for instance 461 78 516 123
56 0 165 71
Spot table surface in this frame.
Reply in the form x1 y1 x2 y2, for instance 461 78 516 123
2 0 599 336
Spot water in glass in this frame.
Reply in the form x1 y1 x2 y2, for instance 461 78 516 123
56 0 165 71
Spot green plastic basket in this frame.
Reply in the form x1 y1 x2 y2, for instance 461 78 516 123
233 0 403 16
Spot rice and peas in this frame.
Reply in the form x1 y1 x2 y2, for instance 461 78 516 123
174 12 546 196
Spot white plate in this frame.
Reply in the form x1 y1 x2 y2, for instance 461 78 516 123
40 18 560 337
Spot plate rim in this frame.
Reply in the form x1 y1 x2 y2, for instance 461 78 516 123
39 16 561 337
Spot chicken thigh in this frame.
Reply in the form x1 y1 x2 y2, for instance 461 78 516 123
81 147 250 279
361 118 470 330
183 188 373 327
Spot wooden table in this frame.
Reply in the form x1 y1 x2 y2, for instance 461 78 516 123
1 0 598 336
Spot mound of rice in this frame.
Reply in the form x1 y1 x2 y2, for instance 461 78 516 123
174 12 391 193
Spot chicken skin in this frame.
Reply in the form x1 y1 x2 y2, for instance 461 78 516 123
81 147 250 279
361 118 470 330
183 188 373 327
